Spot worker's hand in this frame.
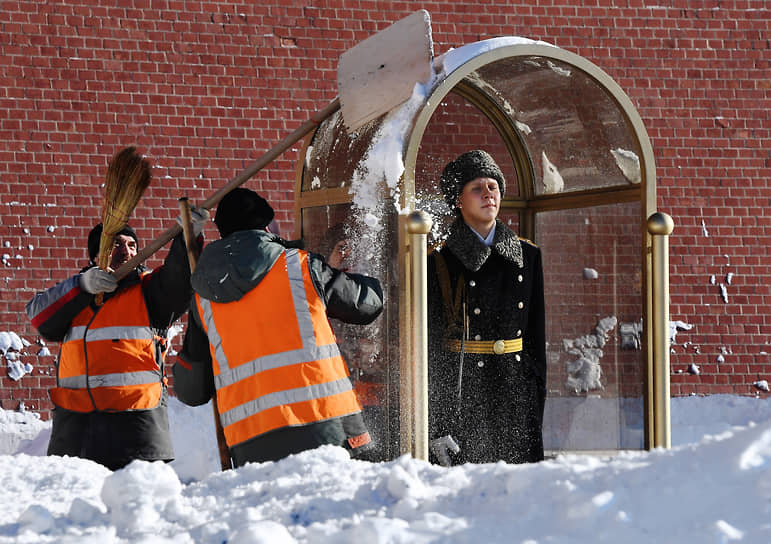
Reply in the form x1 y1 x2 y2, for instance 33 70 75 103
176 207 210 236
79 267 118 295
430 435 460 467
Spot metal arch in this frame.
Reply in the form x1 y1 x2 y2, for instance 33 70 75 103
402 42 657 212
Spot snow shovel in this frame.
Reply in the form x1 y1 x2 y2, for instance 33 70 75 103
112 9 434 281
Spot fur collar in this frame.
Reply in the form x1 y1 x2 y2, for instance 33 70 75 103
443 218 523 272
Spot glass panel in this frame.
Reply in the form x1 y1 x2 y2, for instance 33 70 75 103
537 201 645 452
497 207 521 237
301 204 400 460
414 90 520 245
470 56 642 195
301 110 382 192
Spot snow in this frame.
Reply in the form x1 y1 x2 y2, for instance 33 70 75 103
0 395 769 543
436 37 554 76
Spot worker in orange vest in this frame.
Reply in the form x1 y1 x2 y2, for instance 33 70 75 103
174 188 384 466
26 209 208 470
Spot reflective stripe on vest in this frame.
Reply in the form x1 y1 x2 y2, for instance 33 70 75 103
197 248 362 447
51 277 163 413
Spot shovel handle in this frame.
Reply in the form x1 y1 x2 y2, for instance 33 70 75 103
198 97 340 211
113 97 341 281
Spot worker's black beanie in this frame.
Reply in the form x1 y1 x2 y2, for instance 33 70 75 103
214 188 275 238
87 223 138 264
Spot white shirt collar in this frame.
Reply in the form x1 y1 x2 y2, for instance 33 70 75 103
468 222 496 247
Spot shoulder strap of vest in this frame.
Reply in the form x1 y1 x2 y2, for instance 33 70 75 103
434 252 465 333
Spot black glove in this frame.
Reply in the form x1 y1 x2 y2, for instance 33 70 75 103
79 267 118 295
430 435 460 467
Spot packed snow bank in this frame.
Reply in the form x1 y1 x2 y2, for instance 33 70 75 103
0 395 769 543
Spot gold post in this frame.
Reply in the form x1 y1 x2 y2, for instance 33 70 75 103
647 212 674 449
404 210 432 460
398 214 412 456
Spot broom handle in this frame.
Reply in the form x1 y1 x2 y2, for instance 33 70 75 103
177 197 199 271
178 197 233 472
113 97 341 281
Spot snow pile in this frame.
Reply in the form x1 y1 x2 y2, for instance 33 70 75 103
0 395 769 542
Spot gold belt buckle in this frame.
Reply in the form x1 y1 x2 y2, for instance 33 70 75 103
493 339 506 355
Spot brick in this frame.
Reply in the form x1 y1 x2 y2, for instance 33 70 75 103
2 0 770 421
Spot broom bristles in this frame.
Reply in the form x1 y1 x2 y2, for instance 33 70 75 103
97 146 152 271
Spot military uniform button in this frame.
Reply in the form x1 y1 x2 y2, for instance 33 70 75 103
477 361 484 367
515 354 521 362
517 274 523 282
469 280 476 287
517 302 524 309
473 307 481 315
517 329 522 336
474 334 482 341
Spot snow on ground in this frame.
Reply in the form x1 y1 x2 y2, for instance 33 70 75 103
0 395 769 543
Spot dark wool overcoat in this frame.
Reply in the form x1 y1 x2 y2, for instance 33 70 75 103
427 218 546 464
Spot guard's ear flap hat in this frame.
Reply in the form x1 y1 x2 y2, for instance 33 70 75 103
87 223 138 264
214 187 275 237
439 150 506 210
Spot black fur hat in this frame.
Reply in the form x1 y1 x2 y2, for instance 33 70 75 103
87 223 138 264
214 187 275 237
439 150 506 210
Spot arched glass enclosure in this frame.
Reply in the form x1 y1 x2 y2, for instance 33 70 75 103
295 38 660 460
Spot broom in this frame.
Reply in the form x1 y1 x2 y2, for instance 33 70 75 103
95 146 152 304
179 197 233 471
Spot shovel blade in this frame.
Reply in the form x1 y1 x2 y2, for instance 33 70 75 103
337 10 434 133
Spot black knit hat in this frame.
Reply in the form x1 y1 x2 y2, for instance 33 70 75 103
439 150 506 210
318 222 347 259
87 223 139 264
214 187 275 237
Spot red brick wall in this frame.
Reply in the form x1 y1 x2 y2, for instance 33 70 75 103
2 1 769 417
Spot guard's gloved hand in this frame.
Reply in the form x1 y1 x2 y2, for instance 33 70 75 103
430 435 460 467
176 206 210 236
79 267 118 295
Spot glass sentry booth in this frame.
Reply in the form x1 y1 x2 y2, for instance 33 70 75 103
294 38 671 461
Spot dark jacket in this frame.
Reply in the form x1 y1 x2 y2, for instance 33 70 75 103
173 229 384 466
25 234 195 470
428 218 546 465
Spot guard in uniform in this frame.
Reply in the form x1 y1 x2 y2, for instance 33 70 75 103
427 150 546 465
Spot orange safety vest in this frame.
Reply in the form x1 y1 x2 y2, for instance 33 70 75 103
196 248 363 448
51 276 164 413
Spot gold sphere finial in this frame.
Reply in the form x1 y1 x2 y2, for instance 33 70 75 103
406 210 433 234
647 212 674 235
